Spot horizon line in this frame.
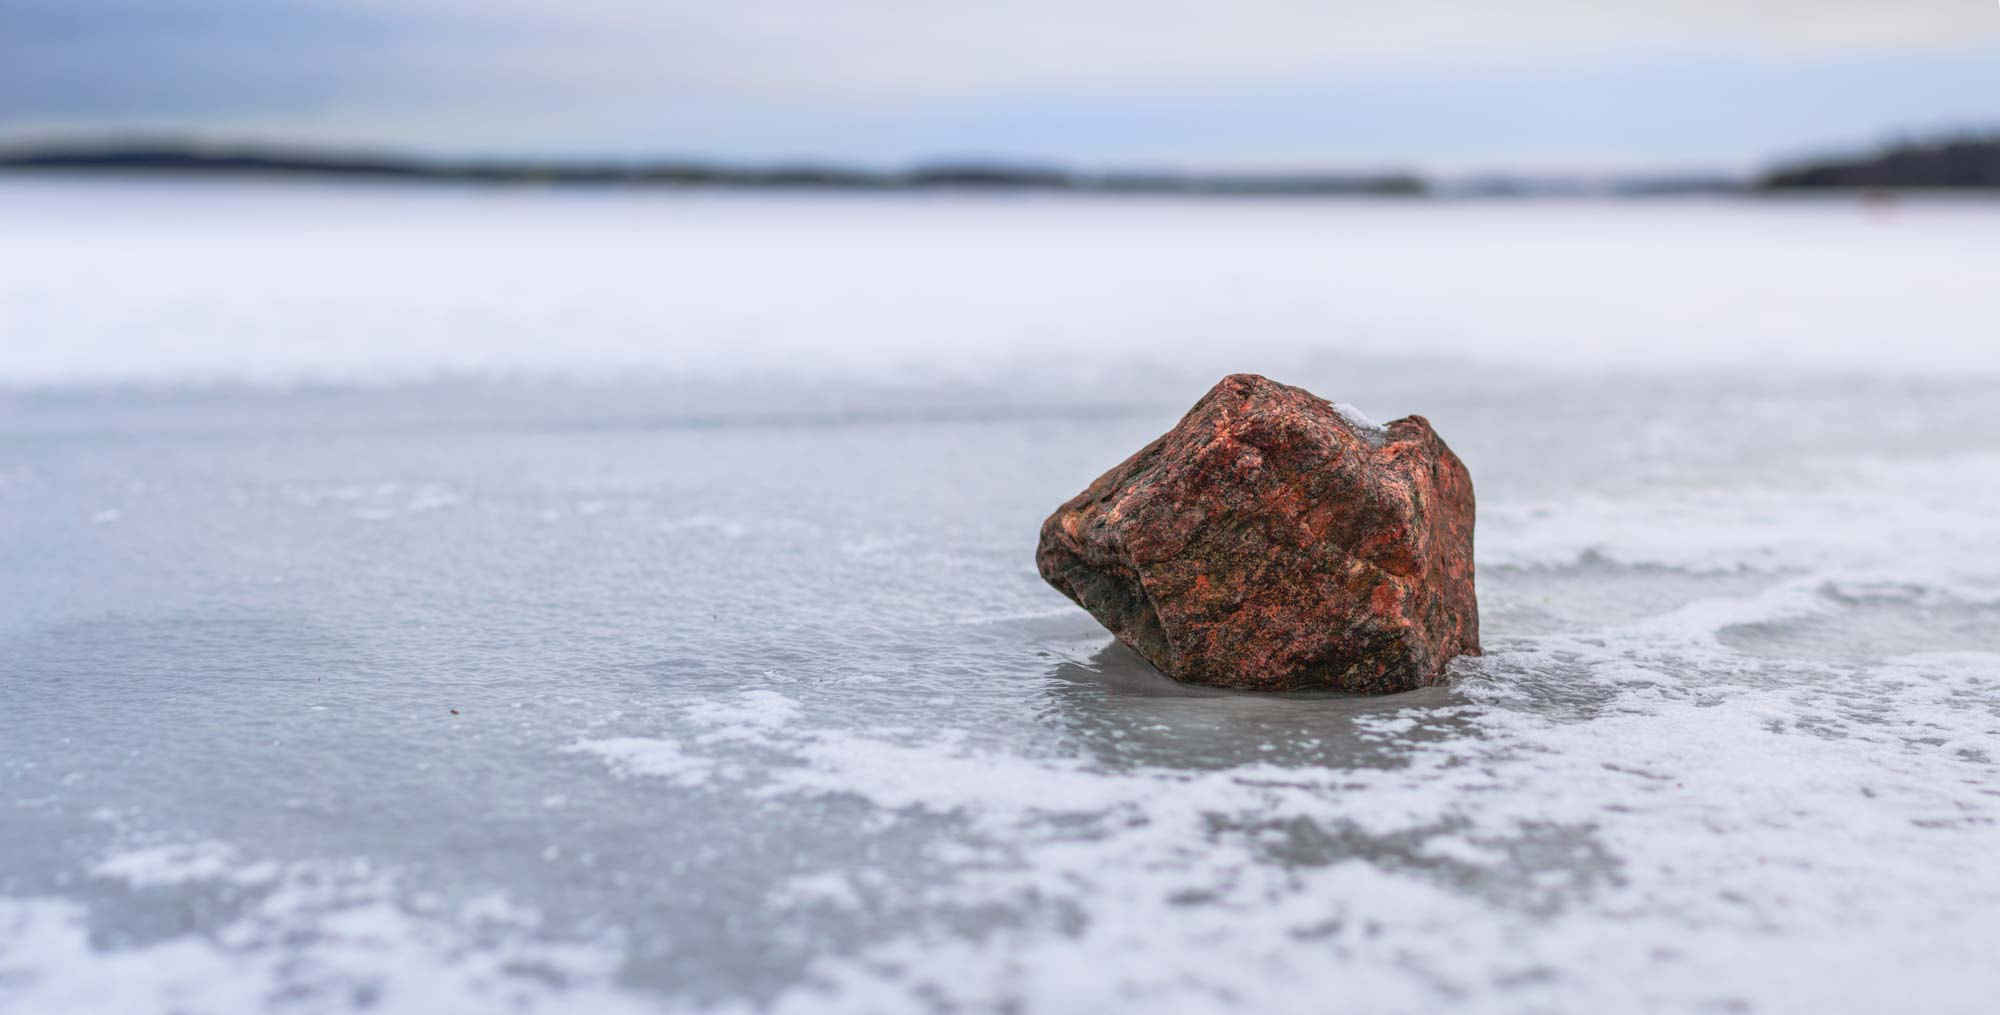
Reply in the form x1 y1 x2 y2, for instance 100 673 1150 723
1 131 1994 194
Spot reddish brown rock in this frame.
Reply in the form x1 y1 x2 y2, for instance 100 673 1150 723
1037 374 1479 693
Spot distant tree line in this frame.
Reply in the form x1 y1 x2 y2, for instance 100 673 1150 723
6 131 1998 193
1760 133 2000 189
0 143 1424 196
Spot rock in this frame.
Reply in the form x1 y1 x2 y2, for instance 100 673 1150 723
1036 374 1479 693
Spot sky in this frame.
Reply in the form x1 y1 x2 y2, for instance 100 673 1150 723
4 0 1999 173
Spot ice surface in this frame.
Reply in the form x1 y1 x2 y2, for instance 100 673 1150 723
4 180 2000 386
2 181 1998 1013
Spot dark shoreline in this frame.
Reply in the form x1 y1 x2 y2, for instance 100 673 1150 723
0 142 1743 197
3 132 1996 194
0 144 1431 196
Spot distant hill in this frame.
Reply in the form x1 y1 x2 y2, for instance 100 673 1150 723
0 142 1428 196
1761 134 2000 189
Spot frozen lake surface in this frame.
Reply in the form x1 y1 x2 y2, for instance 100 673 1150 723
2 181 1998 1013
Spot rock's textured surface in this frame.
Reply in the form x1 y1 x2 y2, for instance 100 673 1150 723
1037 374 1479 693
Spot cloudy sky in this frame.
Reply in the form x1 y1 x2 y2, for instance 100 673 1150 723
5 0 1998 172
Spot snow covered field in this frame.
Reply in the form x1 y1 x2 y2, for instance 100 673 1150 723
2 180 1997 1013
